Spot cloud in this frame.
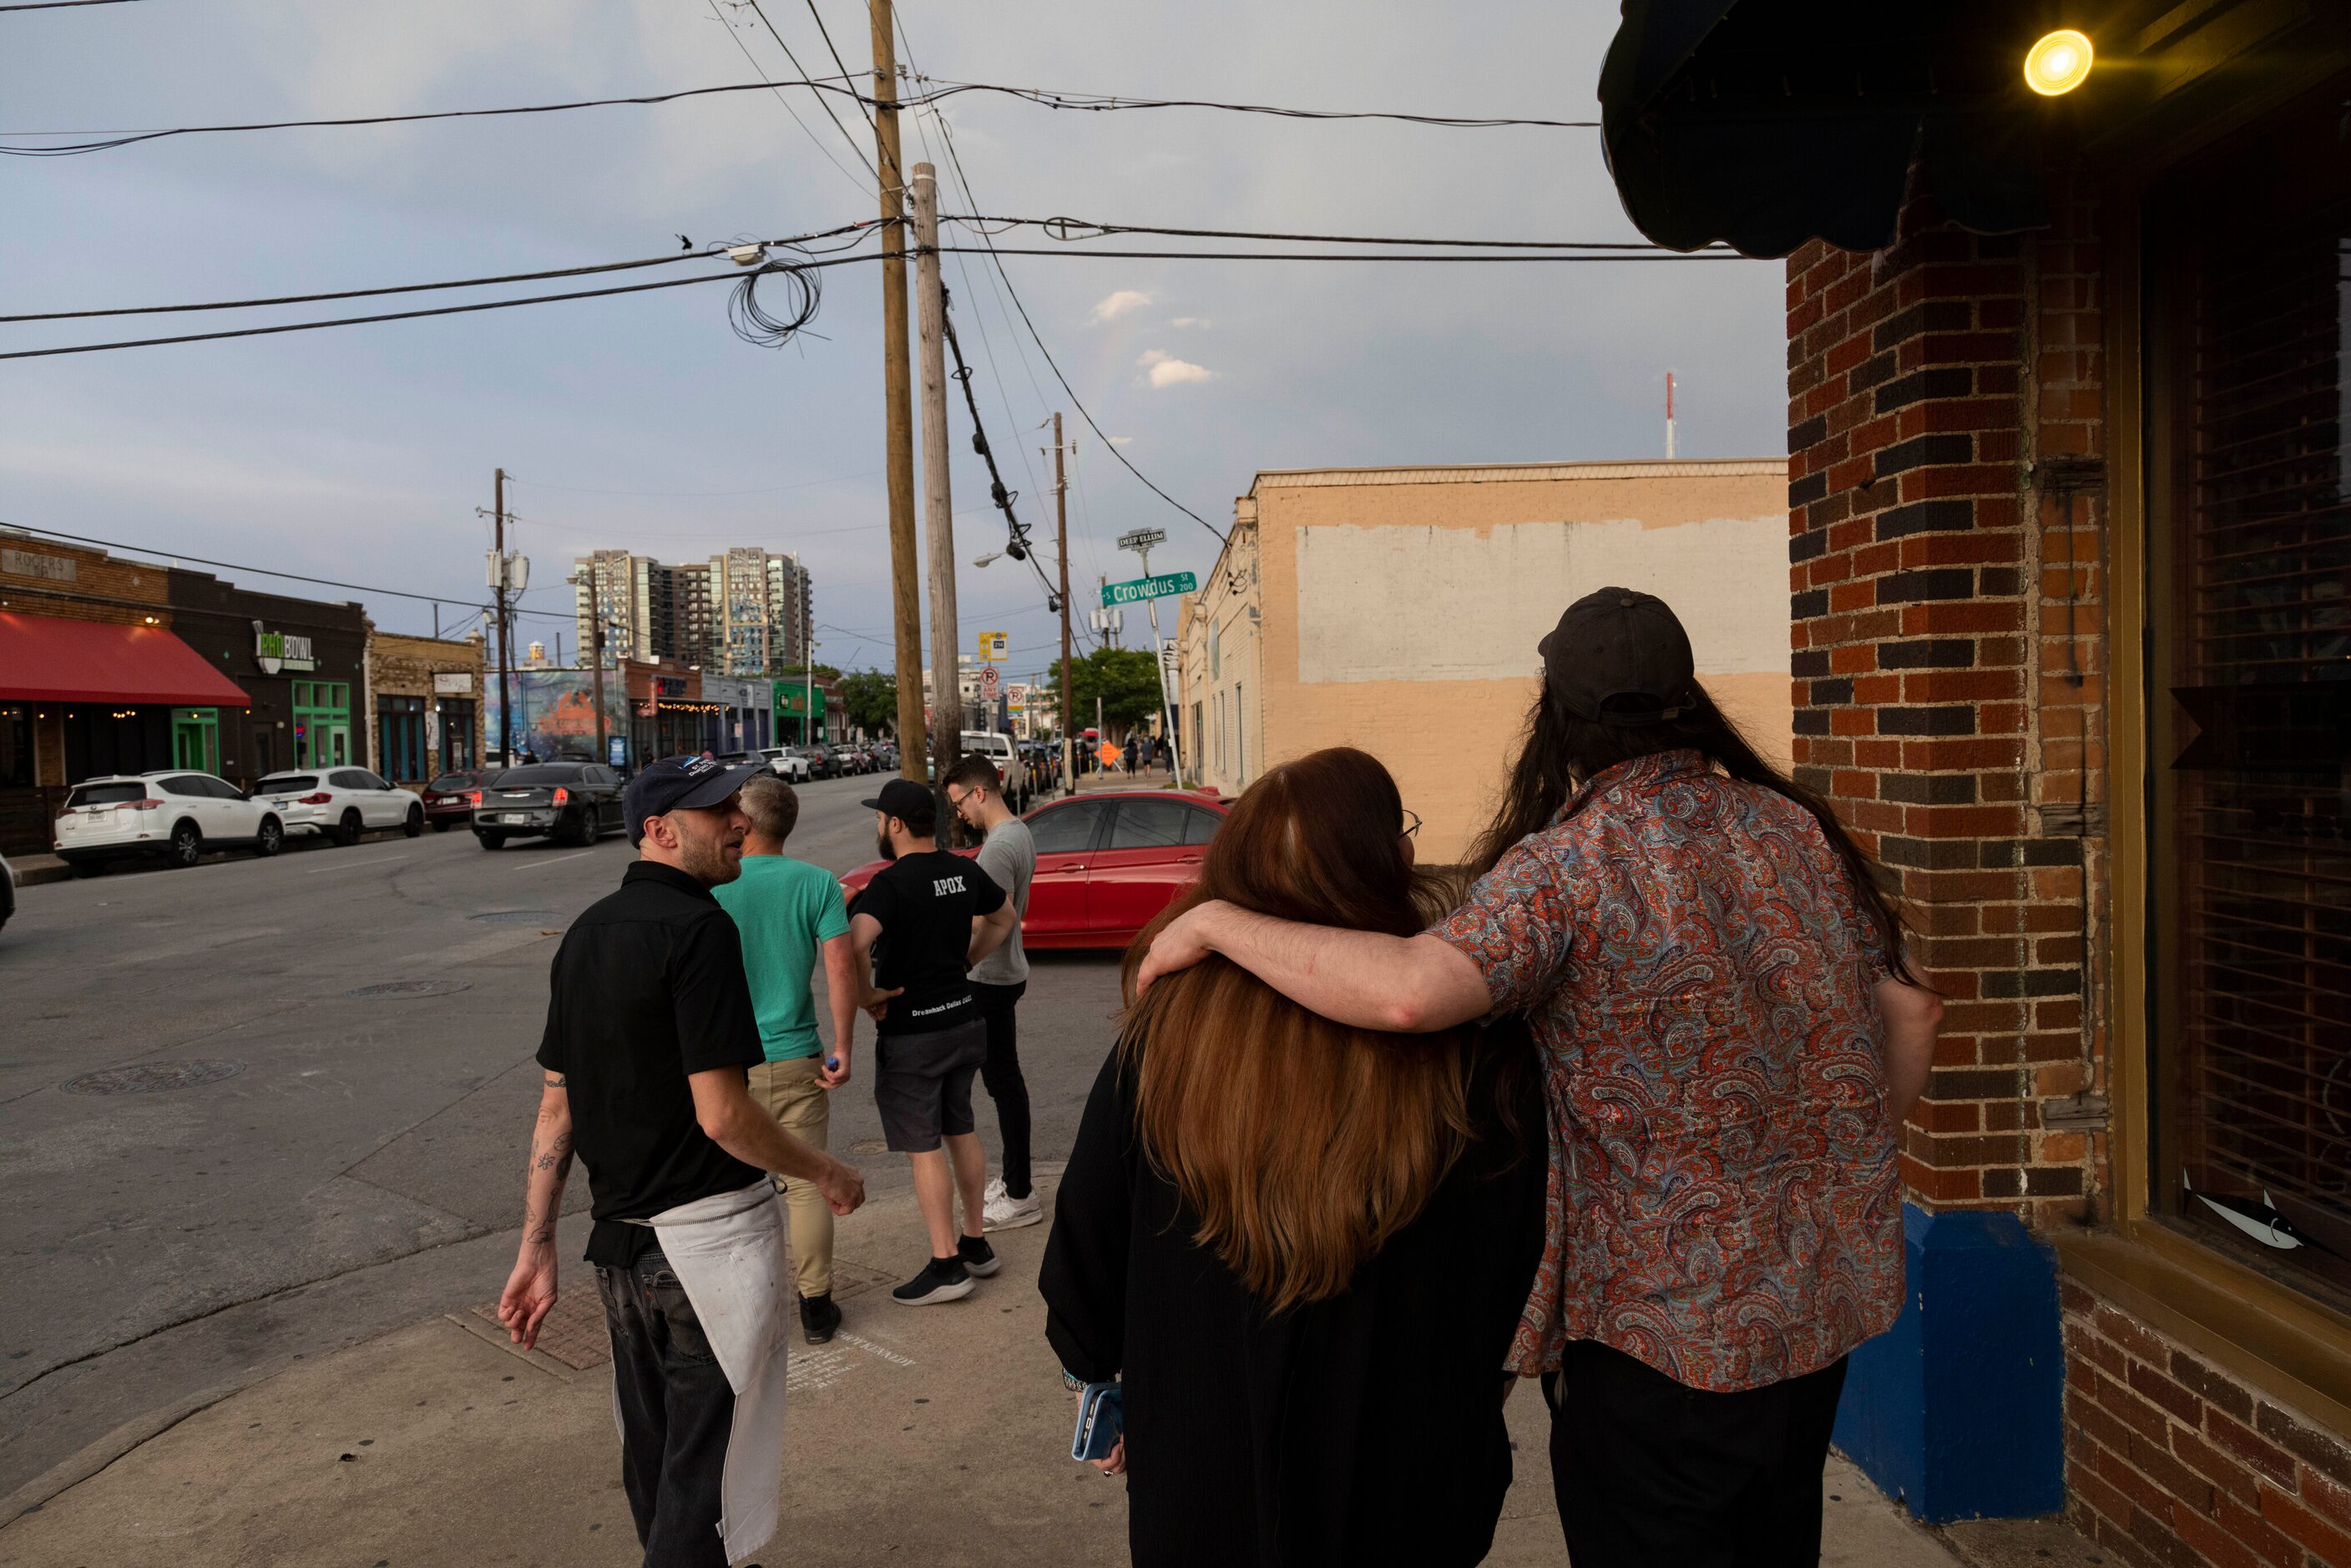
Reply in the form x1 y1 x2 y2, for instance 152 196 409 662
1088 290 1153 324
1137 350 1216 387
1170 316 1211 329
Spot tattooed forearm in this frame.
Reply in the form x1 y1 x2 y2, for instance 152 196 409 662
523 1205 557 1245
531 1132 574 1173
519 1080 574 1248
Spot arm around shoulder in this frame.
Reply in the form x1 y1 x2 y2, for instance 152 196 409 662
1140 900 1492 1034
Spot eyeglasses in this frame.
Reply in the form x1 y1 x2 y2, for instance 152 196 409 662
1401 808 1422 840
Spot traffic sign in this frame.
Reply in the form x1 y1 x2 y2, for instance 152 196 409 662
980 665 1001 699
976 630 1009 662
1100 571 1197 607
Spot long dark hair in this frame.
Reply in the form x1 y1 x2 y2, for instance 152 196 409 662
1117 747 1509 1313
1466 683 1922 988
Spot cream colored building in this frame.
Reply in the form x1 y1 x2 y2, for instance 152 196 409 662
1176 458 1791 864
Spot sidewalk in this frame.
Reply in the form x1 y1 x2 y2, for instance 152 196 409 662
0 1172 1984 1568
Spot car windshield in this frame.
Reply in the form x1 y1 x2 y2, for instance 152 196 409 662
493 765 584 786
426 773 476 792
67 781 147 807
257 774 319 792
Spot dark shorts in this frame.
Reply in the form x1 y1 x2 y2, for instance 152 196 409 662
873 1019 988 1153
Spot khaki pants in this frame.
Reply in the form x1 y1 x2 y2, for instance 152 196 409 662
747 1056 833 1300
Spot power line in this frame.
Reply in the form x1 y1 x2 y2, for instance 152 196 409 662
891 16 1224 546
1 75 1592 156
3 523 577 620
933 245 1738 263
955 215 1726 251
728 0 879 184
0 220 883 321
700 0 870 195
0 0 139 9
0 250 872 361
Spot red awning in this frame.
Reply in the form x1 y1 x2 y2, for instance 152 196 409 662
0 613 252 706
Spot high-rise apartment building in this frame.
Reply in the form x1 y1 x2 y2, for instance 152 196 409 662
573 548 811 676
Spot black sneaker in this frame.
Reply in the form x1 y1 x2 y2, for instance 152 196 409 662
798 1292 842 1344
891 1257 973 1306
958 1236 1002 1278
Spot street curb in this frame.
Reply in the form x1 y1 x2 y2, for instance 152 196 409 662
0 1379 244 1530
9 825 413 890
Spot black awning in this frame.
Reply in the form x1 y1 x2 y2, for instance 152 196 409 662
1598 0 2054 258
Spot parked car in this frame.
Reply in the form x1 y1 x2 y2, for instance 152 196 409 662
421 768 498 832
828 744 868 777
960 730 1033 809
801 745 842 781
759 746 811 782
256 766 424 845
53 771 286 874
470 761 625 849
838 787 1226 949
876 743 901 771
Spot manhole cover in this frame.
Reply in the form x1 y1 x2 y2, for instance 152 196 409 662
848 1137 890 1156
470 911 558 925
346 979 473 999
62 1060 244 1096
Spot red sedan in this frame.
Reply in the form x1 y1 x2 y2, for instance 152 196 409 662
420 768 498 831
839 787 1228 950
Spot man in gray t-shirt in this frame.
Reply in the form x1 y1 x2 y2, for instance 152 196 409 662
944 754 1043 1230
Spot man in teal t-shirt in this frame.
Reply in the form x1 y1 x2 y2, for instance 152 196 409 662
712 775 857 1343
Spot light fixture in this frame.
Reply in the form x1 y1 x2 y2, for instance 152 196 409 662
726 243 767 267
973 551 1004 569
2024 29 2093 96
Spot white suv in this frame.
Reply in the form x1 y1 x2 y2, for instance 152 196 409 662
53 771 285 875
758 746 811 782
256 766 424 845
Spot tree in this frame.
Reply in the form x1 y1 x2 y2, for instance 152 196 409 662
1049 648 1163 732
835 668 899 736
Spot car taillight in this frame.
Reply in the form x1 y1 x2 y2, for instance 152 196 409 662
299 792 333 805
468 791 483 806
129 798 164 811
552 787 570 806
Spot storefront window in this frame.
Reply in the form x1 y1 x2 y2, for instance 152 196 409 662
169 708 218 773
293 680 351 769
378 695 427 782
2147 76 2350 1302
0 704 31 788
439 698 477 771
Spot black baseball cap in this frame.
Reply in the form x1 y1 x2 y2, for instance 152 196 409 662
624 754 765 845
1539 587 1697 726
860 776 937 824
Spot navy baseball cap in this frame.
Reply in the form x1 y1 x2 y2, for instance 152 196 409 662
624 754 765 845
1540 587 1697 726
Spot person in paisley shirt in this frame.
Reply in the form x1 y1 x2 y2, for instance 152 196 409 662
1139 587 1944 1568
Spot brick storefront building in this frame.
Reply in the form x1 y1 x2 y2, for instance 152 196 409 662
1603 1 2348 1561
364 626 484 785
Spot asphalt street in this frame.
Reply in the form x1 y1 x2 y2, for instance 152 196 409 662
0 774 1125 1500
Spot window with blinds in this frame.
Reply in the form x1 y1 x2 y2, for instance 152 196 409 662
2148 77 2351 1302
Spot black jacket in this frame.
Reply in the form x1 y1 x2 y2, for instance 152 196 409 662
1039 1024 1546 1568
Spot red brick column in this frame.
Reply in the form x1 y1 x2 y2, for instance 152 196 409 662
1783 188 2105 1226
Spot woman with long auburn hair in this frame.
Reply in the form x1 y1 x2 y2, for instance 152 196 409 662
1039 746 1545 1568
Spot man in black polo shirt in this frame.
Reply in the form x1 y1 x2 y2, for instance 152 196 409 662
850 777 1019 1305
498 754 865 1568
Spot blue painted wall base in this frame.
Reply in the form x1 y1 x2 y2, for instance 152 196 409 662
1831 1203 2065 1524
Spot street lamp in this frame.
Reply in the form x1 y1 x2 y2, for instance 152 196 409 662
973 550 1004 569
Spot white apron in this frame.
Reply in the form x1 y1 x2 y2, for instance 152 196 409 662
624 1180 790 1564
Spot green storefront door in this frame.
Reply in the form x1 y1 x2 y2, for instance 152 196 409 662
293 680 351 769
170 708 218 772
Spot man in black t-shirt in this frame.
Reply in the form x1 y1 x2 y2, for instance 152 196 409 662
498 755 866 1568
850 777 1019 1305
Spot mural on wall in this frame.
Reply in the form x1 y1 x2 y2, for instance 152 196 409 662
488 671 632 763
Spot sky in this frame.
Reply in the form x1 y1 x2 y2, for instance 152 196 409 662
1 0 1788 681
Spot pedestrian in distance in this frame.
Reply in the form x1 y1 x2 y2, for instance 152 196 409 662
1123 732 1140 776
498 754 867 1568
1043 746 1545 1568
849 776 1020 1303
943 754 1044 1232
1140 589 1944 1568
710 773 858 1346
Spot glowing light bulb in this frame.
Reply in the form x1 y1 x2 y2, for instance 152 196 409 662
2025 29 2094 96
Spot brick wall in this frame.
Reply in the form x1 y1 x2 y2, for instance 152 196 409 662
0 540 171 625
2064 1278 2351 1566
1787 177 2348 1568
1783 180 2106 1228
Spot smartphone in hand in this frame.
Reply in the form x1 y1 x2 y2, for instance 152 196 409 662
1071 1381 1123 1463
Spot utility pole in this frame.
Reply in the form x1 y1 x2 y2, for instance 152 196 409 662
1666 370 1676 459
493 467 511 766
911 161 960 793
1049 412 1075 797
871 0 927 778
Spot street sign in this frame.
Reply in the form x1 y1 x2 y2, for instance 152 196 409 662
1117 527 1168 554
1100 571 1197 607
977 630 1009 662
980 665 1001 699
